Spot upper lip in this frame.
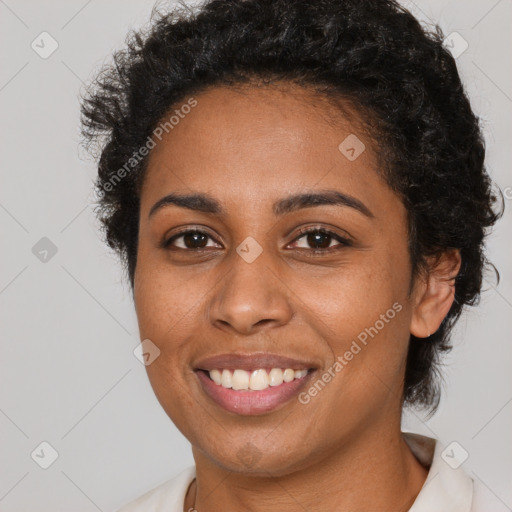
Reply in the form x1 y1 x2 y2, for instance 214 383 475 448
193 352 320 372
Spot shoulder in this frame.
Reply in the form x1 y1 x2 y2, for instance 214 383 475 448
471 477 511 512
403 432 509 512
115 465 196 512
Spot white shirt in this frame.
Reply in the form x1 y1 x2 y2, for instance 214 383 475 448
116 432 500 511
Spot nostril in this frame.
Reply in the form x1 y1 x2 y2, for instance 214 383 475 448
255 319 273 327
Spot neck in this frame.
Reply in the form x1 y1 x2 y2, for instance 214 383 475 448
185 425 428 512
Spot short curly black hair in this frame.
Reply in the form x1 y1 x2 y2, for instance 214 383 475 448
80 0 503 411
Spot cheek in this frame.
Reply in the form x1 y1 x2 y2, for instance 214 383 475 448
297 246 411 395
299 256 406 342
134 248 208 341
294 281 409 438
133 254 203 429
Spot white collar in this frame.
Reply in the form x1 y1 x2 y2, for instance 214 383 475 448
403 431 473 511
117 432 475 511
177 433 474 511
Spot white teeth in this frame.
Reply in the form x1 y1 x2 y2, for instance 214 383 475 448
294 369 308 379
249 369 269 390
283 368 295 382
210 369 222 385
232 369 249 390
208 367 309 391
221 369 233 388
269 368 284 386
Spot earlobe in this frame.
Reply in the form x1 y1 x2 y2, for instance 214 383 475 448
410 249 461 339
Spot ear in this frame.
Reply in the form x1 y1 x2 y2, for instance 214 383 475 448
410 249 462 338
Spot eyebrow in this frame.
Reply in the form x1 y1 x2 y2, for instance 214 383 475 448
148 189 375 219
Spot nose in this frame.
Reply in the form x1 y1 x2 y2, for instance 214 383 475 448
208 250 294 335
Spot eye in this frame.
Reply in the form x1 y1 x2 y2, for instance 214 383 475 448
288 227 352 253
162 228 221 250
162 226 352 253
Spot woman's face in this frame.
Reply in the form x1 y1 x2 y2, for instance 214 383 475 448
134 84 419 475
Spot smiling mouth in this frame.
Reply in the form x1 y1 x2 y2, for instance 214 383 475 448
192 352 319 414
198 367 312 391
194 367 317 415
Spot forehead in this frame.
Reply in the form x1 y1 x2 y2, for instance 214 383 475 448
140 83 389 216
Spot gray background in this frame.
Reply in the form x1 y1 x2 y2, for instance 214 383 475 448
0 0 511 510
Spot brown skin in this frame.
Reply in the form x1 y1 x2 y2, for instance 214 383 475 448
133 83 461 512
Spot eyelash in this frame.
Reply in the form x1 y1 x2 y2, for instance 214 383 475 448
162 226 352 254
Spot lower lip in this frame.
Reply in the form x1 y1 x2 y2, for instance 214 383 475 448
195 370 314 415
